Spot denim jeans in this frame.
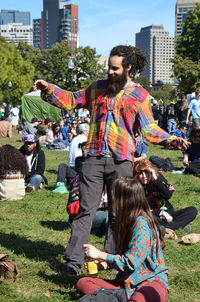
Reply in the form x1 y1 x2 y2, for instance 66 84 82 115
26 174 44 191
91 210 108 237
53 138 70 147
167 118 176 133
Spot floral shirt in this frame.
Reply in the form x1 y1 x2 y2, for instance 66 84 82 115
42 80 177 163
106 216 168 300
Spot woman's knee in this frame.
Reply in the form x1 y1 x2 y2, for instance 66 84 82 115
76 277 88 296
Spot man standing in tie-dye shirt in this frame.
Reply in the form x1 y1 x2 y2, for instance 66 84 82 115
34 45 189 276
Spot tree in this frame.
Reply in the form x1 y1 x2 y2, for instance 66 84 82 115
33 42 107 91
136 76 151 92
16 42 43 81
176 3 200 63
172 3 200 94
72 46 107 90
0 38 35 105
151 84 175 105
173 57 200 94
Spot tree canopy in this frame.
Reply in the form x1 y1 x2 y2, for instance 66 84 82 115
17 41 107 91
173 3 200 94
0 39 107 105
0 37 35 105
151 84 176 105
176 3 200 63
136 76 151 92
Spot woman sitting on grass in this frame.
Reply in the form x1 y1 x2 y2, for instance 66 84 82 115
0 144 28 201
133 159 197 234
77 177 169 302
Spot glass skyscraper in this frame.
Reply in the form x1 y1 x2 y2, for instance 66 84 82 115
0 10 30 25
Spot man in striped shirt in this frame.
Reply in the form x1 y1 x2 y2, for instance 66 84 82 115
34 45 189 276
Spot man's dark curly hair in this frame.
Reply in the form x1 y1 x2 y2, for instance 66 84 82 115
109 45 148 79
0 144 28 175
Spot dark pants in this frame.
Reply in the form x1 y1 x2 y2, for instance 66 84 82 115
57 163 77 185
157 206 197 230
65 156 133 273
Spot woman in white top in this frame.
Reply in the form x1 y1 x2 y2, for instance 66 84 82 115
0 144 28 200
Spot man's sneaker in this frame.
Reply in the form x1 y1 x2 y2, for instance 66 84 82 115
52 182 69 194
65 266 78 276
182 225 191 234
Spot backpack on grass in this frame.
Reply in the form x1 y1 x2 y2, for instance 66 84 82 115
0 254 19 283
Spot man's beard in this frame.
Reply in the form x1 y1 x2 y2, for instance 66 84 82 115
107 70 127 94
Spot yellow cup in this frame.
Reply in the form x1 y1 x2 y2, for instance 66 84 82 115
87 261 98 276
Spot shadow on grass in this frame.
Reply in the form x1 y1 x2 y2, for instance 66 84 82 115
38 271 85 300
41 220 70 231
45 186 57 191
46 169 58 174
0 231 65 263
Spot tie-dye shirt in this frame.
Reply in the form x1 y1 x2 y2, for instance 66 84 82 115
107 216 168 300
42 80 177 162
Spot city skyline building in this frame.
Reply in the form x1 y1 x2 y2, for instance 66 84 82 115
175 0 200 36
59 3 78 49
0 9 30 26
41 0 78 50
33 18 44 49
135 25 175 84
0 23 33 46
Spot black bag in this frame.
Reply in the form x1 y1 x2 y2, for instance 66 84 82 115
149 155 175 171
78 287 127 302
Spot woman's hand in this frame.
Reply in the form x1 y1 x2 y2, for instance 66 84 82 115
148 167 157 181
83 244 101 260
84 260 109 271
160 211 173 223
83 244 108 261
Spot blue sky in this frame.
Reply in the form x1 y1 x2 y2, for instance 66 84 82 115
0 0 177 56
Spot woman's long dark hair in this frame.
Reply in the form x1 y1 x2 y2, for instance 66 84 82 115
0 144 28 175
112 177 163 255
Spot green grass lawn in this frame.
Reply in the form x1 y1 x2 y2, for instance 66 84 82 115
0 131 200 301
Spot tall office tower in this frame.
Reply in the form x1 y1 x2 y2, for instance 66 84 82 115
0 10 30 25
175 0 200 36
135 25 175 84
33 19 44 49
42 0 78 49
0 23 33 46
59 3 79 49
42 0 60 49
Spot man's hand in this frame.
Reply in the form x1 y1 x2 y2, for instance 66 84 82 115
183 154 189 166
33 80 48 93
177 137 191 150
